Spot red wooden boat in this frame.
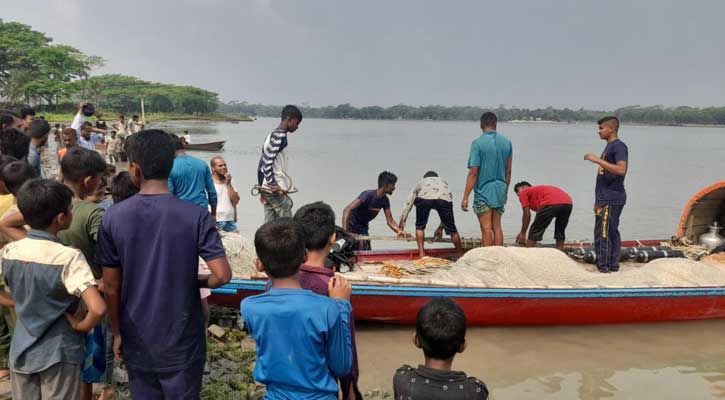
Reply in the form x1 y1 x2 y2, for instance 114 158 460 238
208 238 725 326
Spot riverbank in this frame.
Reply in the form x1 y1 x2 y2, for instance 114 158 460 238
39 112 254 124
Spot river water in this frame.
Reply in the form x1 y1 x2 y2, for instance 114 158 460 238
156 118 725 398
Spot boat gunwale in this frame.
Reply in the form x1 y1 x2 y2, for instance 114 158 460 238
216 279 725 299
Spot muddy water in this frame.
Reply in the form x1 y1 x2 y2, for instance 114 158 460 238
356 320 725 398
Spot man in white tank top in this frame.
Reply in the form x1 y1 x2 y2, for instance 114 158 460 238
210 156 240 232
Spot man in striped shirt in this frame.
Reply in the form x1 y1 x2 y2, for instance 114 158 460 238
257 105 303 222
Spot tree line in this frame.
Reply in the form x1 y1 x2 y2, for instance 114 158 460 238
222 103 725 126
0 19 219 115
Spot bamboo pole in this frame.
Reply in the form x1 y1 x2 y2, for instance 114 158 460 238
140 97 146 125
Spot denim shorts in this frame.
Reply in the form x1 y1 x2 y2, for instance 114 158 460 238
216 220 238 232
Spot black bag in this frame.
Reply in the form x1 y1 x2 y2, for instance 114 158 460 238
326 226 356 272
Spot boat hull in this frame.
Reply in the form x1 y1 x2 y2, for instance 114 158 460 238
184 141 225 151
210 280 725 325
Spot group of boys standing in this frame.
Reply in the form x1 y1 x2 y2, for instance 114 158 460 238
0 106 251 399
257 107 629 274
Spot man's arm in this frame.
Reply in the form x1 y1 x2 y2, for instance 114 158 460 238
260 131 286 189
66 286 106 333
342 199 362 232
326 276 353 378
398 186 419 230
102 267 123 358
205 168 218 216
506 156 513 189
518 207 531 244
461 167 479 211
585 154 627 176
197 257 232 289
70 103 85 132
0 211 28 242
385 209 407 237
227 177 240 222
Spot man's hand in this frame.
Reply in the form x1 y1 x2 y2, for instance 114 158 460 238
328 276 352 301
461 198 469 212
113 335 123 360
584 153 600 164
225 173 232 184
397 230 411 238
516 233 526 245
64 312 84 332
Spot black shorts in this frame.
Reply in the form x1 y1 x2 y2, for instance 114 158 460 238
528 204 572 242
415 198 458 234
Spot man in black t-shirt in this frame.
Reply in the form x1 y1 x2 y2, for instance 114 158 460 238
585 116 629 273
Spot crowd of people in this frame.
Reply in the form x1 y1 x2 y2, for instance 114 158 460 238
257 106 628 273
0 101 628 399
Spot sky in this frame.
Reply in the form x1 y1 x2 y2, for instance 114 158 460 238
3 0 725 109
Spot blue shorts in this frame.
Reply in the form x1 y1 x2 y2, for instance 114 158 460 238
81 318 113 385
216 221 238 232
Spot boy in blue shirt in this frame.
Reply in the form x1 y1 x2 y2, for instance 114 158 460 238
241 218 353 399
585 116 628 273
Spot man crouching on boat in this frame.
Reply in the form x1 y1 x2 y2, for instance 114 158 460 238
342 171 410 251
513 181 573 250
399 171 463 258
256 105 302 222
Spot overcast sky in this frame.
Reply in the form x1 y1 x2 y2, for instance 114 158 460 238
3 0 724 109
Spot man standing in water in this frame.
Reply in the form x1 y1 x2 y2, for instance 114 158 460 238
585 116 628 273
461 112 512 247
256 105 302 222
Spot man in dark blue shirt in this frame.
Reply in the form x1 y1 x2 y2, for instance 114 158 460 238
585 116 629 273
97 130 232 399
342 171 409 250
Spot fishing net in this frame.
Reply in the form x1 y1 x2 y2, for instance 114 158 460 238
220 232 259 278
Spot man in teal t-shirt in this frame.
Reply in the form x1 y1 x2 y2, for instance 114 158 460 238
462 112 512 247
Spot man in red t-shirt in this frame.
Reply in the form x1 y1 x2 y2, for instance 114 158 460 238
513 182 573 250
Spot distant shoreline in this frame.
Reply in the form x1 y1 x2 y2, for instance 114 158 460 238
41 112 254 124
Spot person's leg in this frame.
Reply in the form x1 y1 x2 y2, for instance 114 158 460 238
608 205 624 272
594 205 610 273
477 211 493 247
39 362 81 400
158 358 205 400
127 368 164 399
261 193 275 222
437 200 463 256
553 204 573 251
527 207 555 248
492 209 504 246
99 317 115 400
414 199 432 258
280 195 293 219
0 305 13 380
11 370 40 400
201 298 210 333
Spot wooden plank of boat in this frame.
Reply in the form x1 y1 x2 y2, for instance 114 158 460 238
184 141 225 151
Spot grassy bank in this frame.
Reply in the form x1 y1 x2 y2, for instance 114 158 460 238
39 112 254 124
